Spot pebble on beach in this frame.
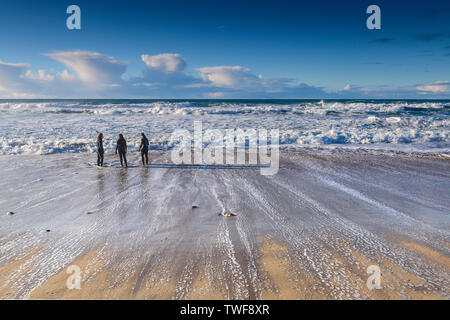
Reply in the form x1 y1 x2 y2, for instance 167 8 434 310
221 210 237 217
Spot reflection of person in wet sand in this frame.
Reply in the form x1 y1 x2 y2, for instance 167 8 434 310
117 167 128 194
115 133 128 168
140 164 149 200
97 169 105 201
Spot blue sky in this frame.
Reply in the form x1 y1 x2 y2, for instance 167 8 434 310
0 0 449 98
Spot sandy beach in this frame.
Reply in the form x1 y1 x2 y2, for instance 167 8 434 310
1 0 449 306
0 149 448 299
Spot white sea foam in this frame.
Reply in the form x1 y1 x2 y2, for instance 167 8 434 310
0 100 448 155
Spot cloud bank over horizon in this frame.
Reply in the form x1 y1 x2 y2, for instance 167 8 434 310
0 50 448 99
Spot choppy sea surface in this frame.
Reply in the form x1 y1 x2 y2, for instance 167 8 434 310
0 99 448 155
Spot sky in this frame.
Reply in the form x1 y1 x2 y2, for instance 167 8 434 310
0 0 449 99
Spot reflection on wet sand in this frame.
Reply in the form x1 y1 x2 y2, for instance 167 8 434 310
97 169 105 201
0 151 448 299
117 168 128 194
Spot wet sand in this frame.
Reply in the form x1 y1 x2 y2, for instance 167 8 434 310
0 149 449 299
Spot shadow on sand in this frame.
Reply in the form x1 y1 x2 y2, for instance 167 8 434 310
144 163 270 170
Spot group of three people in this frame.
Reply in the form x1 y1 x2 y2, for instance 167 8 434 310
96 132 150 167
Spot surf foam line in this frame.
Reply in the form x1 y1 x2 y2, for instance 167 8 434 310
1 101 448 155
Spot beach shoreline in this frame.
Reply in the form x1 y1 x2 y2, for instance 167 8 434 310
0 150 449 299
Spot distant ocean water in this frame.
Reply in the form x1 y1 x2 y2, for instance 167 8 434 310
0 99 448 155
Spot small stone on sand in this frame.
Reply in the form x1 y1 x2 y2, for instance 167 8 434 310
7 211 15 215
221 210 237 217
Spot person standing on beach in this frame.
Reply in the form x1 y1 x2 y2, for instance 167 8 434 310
139 132 149 165
97 133 104 167
115 134 128 167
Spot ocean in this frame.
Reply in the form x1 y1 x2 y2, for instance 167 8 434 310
0 99 448 155
1 99 449 299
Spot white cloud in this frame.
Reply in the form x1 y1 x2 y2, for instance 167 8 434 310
133 82 155 87
416 81 448 94
0 52 328 98
197 66 261 89
0 60 29 91
196 66 297 94
2 51 447 99
141 53 186 73
0 60 28 73
46 51 127 87
0 52 129 98
25 69 55 81
58 69 76 81
205 92 225 98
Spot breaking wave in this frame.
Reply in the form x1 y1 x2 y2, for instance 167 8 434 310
0 100 448 116
0 100 448 155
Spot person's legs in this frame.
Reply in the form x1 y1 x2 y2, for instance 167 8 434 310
97 153 101 166
100 153 104 166
122 152 128 167
141 149 148 165
119 152 124 167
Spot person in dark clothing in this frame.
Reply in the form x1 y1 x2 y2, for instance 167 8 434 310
115 134 128 167
97 133 104 167
139 132 149 165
